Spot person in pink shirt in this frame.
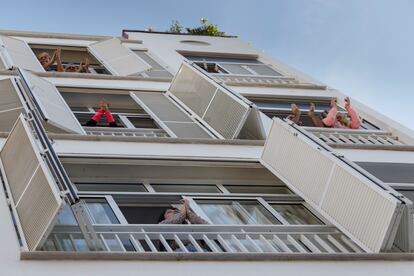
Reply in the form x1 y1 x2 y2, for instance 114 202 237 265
308 98 338 128
336 97 361 129
85 100 118 127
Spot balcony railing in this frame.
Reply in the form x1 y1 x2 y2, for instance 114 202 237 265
43 225 363 254
83 127 169 138
212 74 325 89
303 127 409 149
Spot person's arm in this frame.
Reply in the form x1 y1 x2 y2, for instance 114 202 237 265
54 48 64 72
159 210 186 224
345 105 360 129
91 108 104 122
78 58 90 73
187 209 209 224
322 99 338 127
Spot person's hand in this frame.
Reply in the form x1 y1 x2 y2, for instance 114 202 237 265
80 58 90 73
330 98 337 108
344 97 350 109
55 48 62 62
308 102 315 116
180 199 190 214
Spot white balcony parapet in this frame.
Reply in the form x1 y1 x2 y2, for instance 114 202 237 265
83 127 169 138
303 127 412 150
44 224 363 254
213 74 326 89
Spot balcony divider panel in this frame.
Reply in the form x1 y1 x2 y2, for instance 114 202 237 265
88 38 151 76
260 118 405 253
0 35 44 72
0 115 64 251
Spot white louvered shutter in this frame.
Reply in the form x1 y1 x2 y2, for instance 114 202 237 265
260 118 403 252
130 92 211 138
0 115 64 251
20 70 85 134
88 38 151 76
169 62 251 139
0 35 44 72
0 78 25 131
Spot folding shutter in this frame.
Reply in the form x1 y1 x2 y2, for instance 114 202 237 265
20 70 85 134
260 118 403 252
0 115 64 251
0 78 25 131
0 35 44 72
130 92 211 139
88 38 151 76
169 62 251 139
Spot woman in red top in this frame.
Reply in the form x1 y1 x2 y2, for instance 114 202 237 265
86 100 118 127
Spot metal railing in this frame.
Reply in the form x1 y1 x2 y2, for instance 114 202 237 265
304 127 405 147
83 127 169 138
43 225 364 254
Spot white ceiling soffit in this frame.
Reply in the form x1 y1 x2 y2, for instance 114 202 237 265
0 115 64 251
261 118 404 253
88 38 151 76
0 35 44 72
20 70 86 134
169 62 252 139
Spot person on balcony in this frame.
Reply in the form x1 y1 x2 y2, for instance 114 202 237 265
336 97 361 129
308 98 340 128
64 58 90 73
85 100 118 127
158 198 209 252
37 48 64 72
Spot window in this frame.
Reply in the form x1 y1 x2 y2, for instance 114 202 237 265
76 183 147 193
59 90 161 130
269 204 322 225
151 184 221 193
133 51 173 78
357 162 414 184
250 97 379 130
223 185 291 194
184 55 282 77
196 199 281 225
30 44 110 74
84 198 119 224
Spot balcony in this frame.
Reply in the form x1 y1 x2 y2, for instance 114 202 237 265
44 224 363 254
83 127 169 138
304 127 412 150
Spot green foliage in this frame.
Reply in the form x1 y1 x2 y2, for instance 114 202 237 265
166 18 226 36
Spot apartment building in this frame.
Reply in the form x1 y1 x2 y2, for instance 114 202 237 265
0 28 414 275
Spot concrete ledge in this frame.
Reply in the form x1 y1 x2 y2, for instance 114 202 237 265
20 252 414 262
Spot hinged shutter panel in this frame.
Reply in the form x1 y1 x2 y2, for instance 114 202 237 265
20 70 85 134
169 62 251 139
130 92 211 138
260 118 403 252
0 35 44 72
0 78 25 131
0 115 64 251
88 38 151 76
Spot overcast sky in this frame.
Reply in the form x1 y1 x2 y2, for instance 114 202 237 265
1 0 413 129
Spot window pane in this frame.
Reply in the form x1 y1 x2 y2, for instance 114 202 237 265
76 183 147 192
85 198 119 224
357 162 414 184
127 116 158 129
56 205 77 225
246 64 282 76
397 190 414 202
270 204 322 225
220 64 252 75
197 200 280 225
151 184 220 193
224 185 290 194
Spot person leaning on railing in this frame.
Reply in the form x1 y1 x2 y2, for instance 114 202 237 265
336 97 361 129
158 199 209 252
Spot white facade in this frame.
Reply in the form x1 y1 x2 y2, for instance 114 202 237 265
0 29 413 275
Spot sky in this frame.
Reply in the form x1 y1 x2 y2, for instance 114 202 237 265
1 0 413 129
